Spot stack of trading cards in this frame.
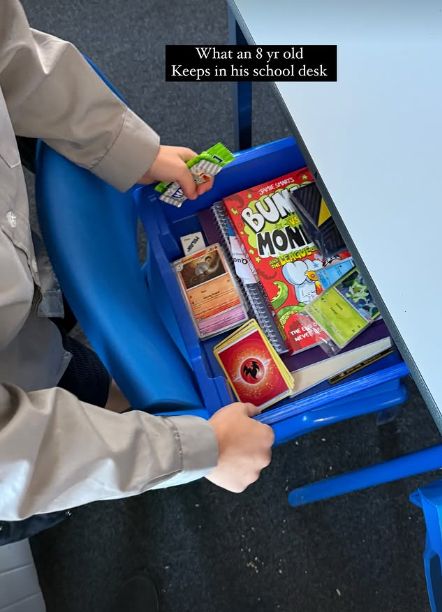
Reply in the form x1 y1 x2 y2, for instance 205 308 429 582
214 320 295 411
174 243 248 339
306 266 380 351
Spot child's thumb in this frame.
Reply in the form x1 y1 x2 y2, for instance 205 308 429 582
242 403 261 417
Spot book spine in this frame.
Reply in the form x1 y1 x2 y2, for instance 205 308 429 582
212 202 287 354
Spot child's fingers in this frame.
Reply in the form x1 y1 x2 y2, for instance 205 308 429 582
196 176 215 197
177 166 199 200
177 147 198 162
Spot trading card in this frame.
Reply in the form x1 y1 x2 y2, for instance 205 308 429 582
306 268 377 349
180 232 206 256
174 244 248 338
333 268 380 322
214 320 294 409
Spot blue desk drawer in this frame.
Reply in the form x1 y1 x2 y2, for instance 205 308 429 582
136 137 408 431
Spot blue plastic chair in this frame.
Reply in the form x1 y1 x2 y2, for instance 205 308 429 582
35 58 207 417
35 143 208 418
411 480 442 612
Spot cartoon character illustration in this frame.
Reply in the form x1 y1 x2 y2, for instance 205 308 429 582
180 250 225 289
281 258 323 305
338 270 380 320
305 269 322 292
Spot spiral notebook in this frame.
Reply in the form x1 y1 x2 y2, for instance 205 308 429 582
198 203 287 353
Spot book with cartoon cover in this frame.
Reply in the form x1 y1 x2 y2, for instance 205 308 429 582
223 169 329 354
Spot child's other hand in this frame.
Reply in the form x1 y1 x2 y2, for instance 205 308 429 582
138 145 214 200
206 402 274 493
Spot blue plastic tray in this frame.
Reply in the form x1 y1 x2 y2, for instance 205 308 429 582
136 137 409 439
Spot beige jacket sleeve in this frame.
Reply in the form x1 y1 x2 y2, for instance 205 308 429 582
0 0 219 521
0 0 159 191
0 224 218 522
0 384 218 521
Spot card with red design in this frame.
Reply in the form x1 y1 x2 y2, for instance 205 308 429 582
214 320 295 410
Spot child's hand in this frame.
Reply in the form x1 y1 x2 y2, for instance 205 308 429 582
138 145 214 200
206 402 274 493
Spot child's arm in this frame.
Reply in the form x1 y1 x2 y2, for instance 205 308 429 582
0 0 211 199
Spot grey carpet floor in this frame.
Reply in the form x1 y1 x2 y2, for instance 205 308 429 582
21 1 441 610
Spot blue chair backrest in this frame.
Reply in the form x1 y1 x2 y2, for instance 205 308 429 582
35 144 207 417
35 57 207 416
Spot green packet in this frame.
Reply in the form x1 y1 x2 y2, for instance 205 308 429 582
154 142 234 194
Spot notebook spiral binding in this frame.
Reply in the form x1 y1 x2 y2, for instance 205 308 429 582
212 201 287 354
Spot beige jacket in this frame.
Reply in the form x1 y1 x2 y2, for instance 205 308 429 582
0 0 218 521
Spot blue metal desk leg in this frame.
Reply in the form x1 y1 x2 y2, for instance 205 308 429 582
410 485 442 612
288 444 442 507
423 535 442 612
227 6 252 150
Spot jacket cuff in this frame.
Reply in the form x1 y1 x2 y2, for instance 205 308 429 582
91 108 160 192
162 415 219 486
